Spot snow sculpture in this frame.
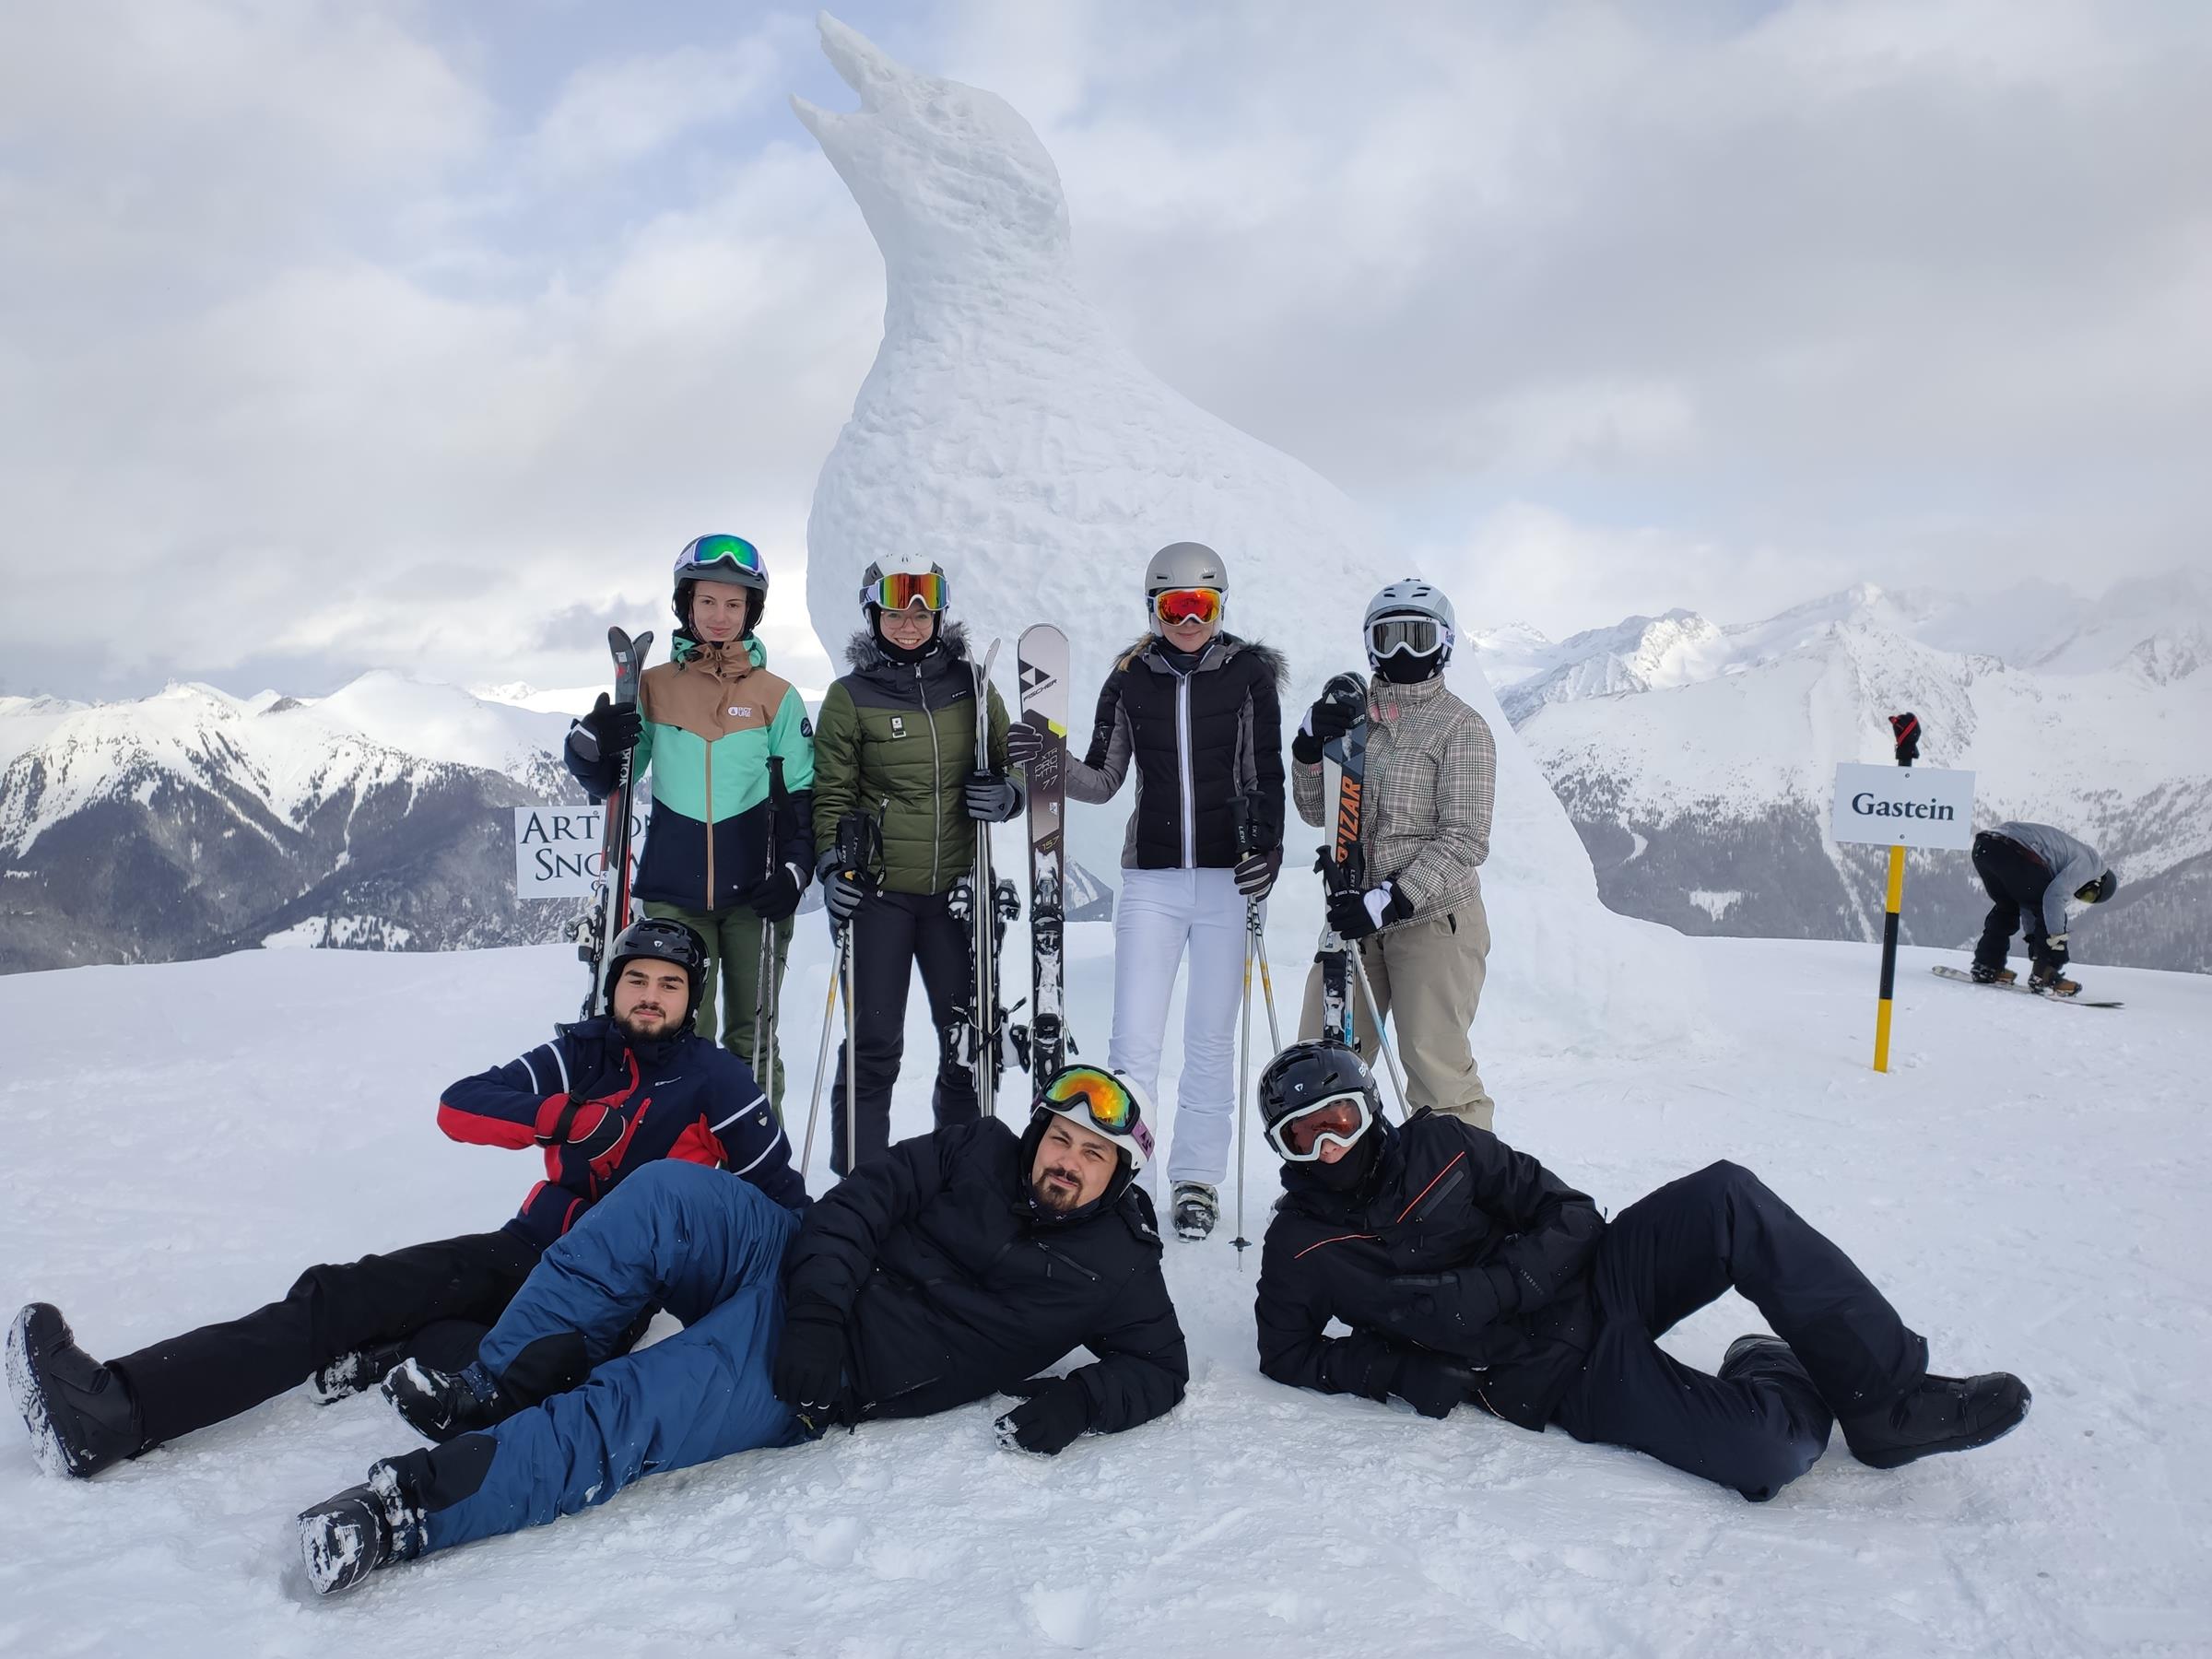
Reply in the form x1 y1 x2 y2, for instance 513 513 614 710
794 15 1700 1050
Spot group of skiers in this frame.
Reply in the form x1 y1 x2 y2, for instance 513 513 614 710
4 535 2034 1599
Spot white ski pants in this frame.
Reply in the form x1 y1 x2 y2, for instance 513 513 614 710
1109 866 1248 1187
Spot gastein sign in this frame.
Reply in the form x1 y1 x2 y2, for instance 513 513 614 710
1829 764 1975 852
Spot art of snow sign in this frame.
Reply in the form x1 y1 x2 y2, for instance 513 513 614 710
513 806 644 899
1829 763 1975 852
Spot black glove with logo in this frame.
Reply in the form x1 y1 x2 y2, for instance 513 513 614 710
1327 881 1412 940
965 771 1021 823
1290 695 1359 766
750 862 806 923
1233 846 1282 900
770 1307 846 1418
1389 1353 1478 1419
570 693 642 765
994 1377 1091 1455
1004 723 1046 771
1382 1267 1507 1337
815 848 876 924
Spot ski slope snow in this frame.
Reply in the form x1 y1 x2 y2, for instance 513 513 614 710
1 931 2206 1656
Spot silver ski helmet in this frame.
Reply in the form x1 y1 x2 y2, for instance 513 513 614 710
606 917 711 1030
1363 578 1455 674
857 550 949 616
673 534 769 635
1144 541 1228 636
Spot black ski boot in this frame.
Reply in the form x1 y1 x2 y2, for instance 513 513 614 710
383 1358 513 1443
311 1339 410 1406
1841 1371 2031 1470
1969 963 2016 986
298 1460 426 1596
1171 1182 1218 1241
6 1303 146 1478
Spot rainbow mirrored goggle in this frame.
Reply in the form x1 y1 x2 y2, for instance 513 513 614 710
1265 1089 1375 1161
680 535 764 575
867 571 948 612
1152 586 1223 626
1367 615 1450 658
1041 1065 1143 1135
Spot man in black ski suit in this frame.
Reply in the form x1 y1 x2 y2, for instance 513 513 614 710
6 920 805 1480
295 1064 1187 1594
1253 1042 2030 1500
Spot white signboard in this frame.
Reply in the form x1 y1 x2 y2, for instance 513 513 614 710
514 806 644 899
1829 764 1975 851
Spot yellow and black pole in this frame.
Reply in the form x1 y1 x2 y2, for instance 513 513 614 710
1873 712 1922 1074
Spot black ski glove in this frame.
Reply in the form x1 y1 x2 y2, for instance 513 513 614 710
571 693 641 764
1390 1353 1478 1420
1233 845 1282 900
750 862 806 923
535 1093 629 1167
1004 723 1046 771
771 1308 846 1418
1327 881 1412 940
965 771 1021 823
1382 1268 1508 1339
2045 935 2070 971
994 1377 1090 1455
1290 696 1358 766
815 848 877 924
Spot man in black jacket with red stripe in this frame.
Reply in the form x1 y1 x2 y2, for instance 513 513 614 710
6 920 804 1482
1253 1042 2030 1500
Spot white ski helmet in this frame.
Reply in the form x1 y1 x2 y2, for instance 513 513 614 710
857 550 949 616
1032 1065 1157 1174
1363 579 1456 668
1144 541 1228 637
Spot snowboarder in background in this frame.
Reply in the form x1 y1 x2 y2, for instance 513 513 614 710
1292 580 1500 1129
4 920 805 1481
565 535 815 1109
1011 543 1286 1241
1970 822 2118 998
1252 1042 2031 1500
296 1065 1187 1595
809 553 1021 1173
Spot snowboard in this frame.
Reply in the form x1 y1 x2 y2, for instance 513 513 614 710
1930 966 2123 1008
1018 624 1070 1079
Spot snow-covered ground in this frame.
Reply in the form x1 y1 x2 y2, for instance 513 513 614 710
3 926 2205 1657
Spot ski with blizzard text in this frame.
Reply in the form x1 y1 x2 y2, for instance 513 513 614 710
1314 672 1371 1046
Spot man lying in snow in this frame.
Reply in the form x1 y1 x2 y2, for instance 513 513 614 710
6 919 804 1481
297 1065 1188 1593
1252 1042 2030 1500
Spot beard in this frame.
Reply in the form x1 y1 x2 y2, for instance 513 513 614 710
617 1004 678 1041
1029 1165 1088 1213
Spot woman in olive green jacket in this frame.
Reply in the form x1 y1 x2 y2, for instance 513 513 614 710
810 554 1020 1173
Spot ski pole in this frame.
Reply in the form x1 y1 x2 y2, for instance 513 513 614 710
1252 910 1282 1052
1348 944 1411 1113
842 912 859 1180
752 758 787 1088
799 924 847 1181
1231 911 1257 1262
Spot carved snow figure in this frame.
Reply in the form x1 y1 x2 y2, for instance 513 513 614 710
794 15 1699 1059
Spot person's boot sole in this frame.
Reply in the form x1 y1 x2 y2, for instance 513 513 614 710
1850 1385 2033 1470
6 1305 83 1479
298 1489 390 1596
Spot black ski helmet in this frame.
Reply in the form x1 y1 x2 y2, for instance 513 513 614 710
2077 867 2121 905
606 918 710 1030
672 534 769 636
1256 1041 1383 1150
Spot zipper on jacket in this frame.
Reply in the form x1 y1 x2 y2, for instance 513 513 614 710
1035 1240 1100 1282
703 731 715 909
920 662 944 889
1175 668 1196 868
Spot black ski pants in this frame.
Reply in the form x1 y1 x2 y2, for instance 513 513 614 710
1971 831 2063 973
109 1228 540 1449
1549 1161 1928 1501
829 887 981 1176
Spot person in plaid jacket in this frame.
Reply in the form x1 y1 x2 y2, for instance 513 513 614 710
1292 579 1500 1129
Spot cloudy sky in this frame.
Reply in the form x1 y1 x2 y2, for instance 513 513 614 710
4 0 2206 702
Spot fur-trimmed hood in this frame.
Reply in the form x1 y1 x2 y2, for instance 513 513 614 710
842 618 975 673
1113 631 1288 688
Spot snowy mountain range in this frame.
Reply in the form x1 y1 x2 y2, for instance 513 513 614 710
1473 571 2212 972
0 676 586 973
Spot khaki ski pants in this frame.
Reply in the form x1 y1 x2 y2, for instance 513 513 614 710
1297 895 1496 1131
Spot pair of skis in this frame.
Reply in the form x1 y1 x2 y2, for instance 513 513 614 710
1313 672 1409 1109
576 625 652 1020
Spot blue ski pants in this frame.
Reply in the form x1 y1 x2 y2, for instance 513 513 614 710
394 1162 806 1553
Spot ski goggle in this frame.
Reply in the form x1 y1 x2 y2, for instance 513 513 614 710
679 535 765 578
1041 1066 1141 1135
1153 587 1223 626
1367 615 1450 658
866 571 947 613
1266 1090 1375 1162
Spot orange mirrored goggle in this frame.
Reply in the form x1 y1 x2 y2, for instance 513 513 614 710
868 571 947 613
1152 587 1223 626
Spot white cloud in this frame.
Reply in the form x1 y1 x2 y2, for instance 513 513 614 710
532 34 789 178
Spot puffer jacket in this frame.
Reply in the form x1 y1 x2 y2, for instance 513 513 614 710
809 624 1014 895
565 634 815 914
1291 673 1494 923
1255 1112 1602 1430
782 1118 1187 1433
1067 633 1287 868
